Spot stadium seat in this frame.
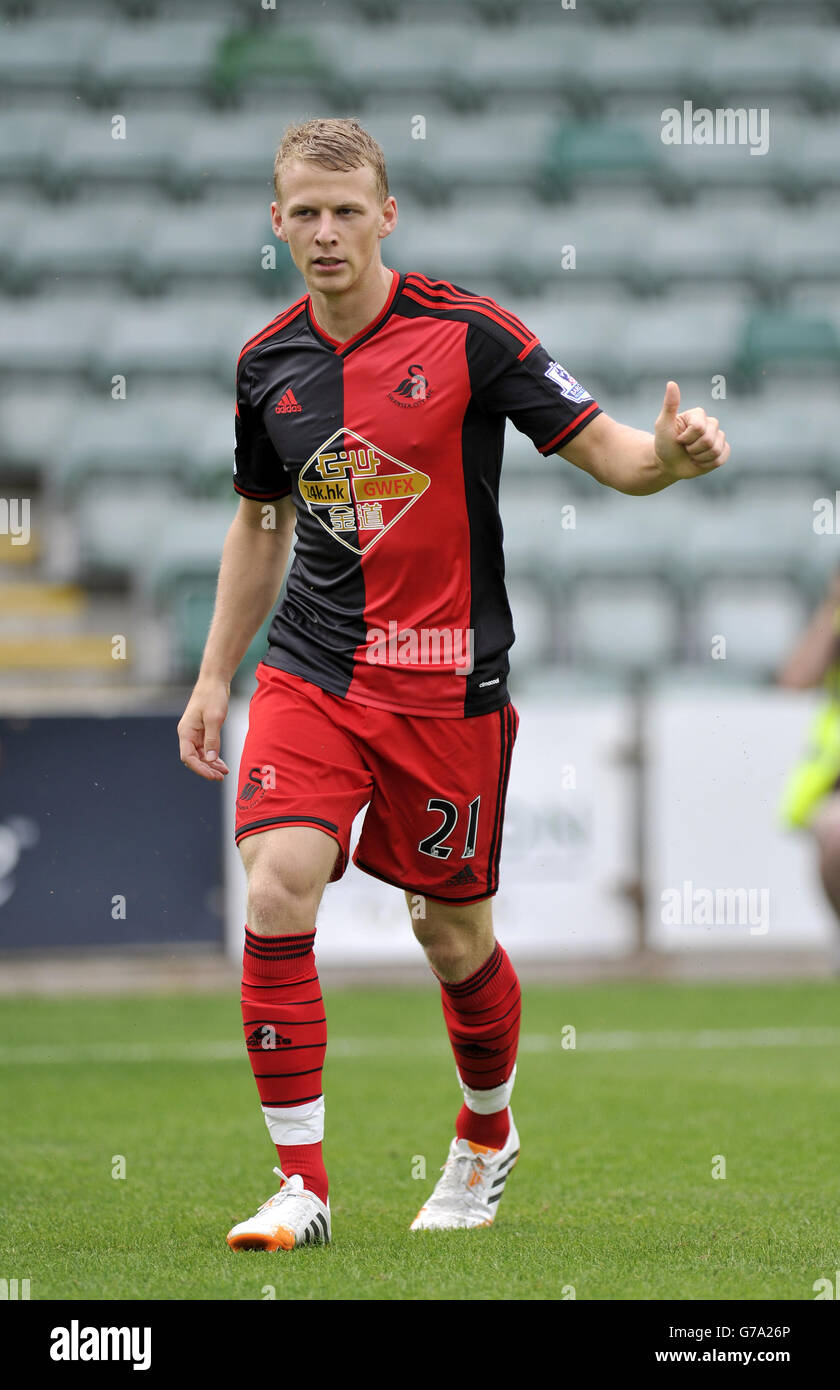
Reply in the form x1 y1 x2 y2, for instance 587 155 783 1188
366 110 556 191
689 577 807 675
134 203 286 293
174 109 317 192
698 391 834 480
658 112 839 203
0 19 104 89
701 25 839 110
168 581 272 681
142 502 243 598
0 104 78 186
90 18 230 96
683 500 813 581
210 29 335 101
0 386 104 480
87 292 280 389
621 297 747 383
498 485 691 581
51 110 185 198
305 20 470 87
505 575 554 669
538 122 666 201
6 196 154 292
50 390 233 500
735 310 840 383
564 576 682 671
0 294 112 377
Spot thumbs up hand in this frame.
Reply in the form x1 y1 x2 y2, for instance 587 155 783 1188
653 380 730 481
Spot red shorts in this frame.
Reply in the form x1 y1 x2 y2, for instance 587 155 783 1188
234 664 519 903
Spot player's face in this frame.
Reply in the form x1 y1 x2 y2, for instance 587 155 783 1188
272 161 397 295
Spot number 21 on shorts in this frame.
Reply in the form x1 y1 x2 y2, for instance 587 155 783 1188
418 796 480 860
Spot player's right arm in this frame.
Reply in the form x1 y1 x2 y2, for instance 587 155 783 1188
177 495 295 780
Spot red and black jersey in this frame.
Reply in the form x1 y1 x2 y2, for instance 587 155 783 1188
233 269 601 718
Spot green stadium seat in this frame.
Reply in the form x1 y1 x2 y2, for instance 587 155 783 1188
210 30 333 101
735 310 840 382
538 122 666 201
168 581 272 682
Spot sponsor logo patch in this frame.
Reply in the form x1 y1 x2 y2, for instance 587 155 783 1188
298 428 430 555
544 360 592 404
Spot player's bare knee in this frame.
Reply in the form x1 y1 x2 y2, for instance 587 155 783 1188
422 939 469 975
413 913 495 979
240 839 336 939
422 935 491 982
240 829 338 936
246 871 319 936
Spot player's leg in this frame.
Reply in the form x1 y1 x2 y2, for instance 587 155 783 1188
410 894 519 1145
812 793 840 966
407 892 521 1229
227 825 338 1251
241 825 337 1195
227 664 373 1251
352 698 522 1229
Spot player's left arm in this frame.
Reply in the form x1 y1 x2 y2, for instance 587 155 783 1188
559 380 730 496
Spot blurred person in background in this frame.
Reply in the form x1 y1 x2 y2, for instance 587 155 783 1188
778 565 840 961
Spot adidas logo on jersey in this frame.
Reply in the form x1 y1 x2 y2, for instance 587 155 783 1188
444 864 479 887
275 388 302 414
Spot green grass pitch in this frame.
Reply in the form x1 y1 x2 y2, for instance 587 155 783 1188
1 980 838 1301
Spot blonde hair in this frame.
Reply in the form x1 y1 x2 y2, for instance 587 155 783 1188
274 118 390 206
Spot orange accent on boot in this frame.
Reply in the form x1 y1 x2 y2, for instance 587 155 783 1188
227 1224 297 1252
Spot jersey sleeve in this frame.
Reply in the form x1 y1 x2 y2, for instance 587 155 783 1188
467 322 602 455
233 355 293 501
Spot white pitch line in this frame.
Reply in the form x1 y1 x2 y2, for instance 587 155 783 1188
0 1026 838 1066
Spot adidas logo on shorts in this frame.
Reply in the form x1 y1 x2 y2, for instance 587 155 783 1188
444 864 479 887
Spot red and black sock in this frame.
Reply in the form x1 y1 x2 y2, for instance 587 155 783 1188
438 940 521 1150
241 926 328 1203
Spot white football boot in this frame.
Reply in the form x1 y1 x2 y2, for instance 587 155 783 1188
410 1112 520 1230
227 1168 331 1251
